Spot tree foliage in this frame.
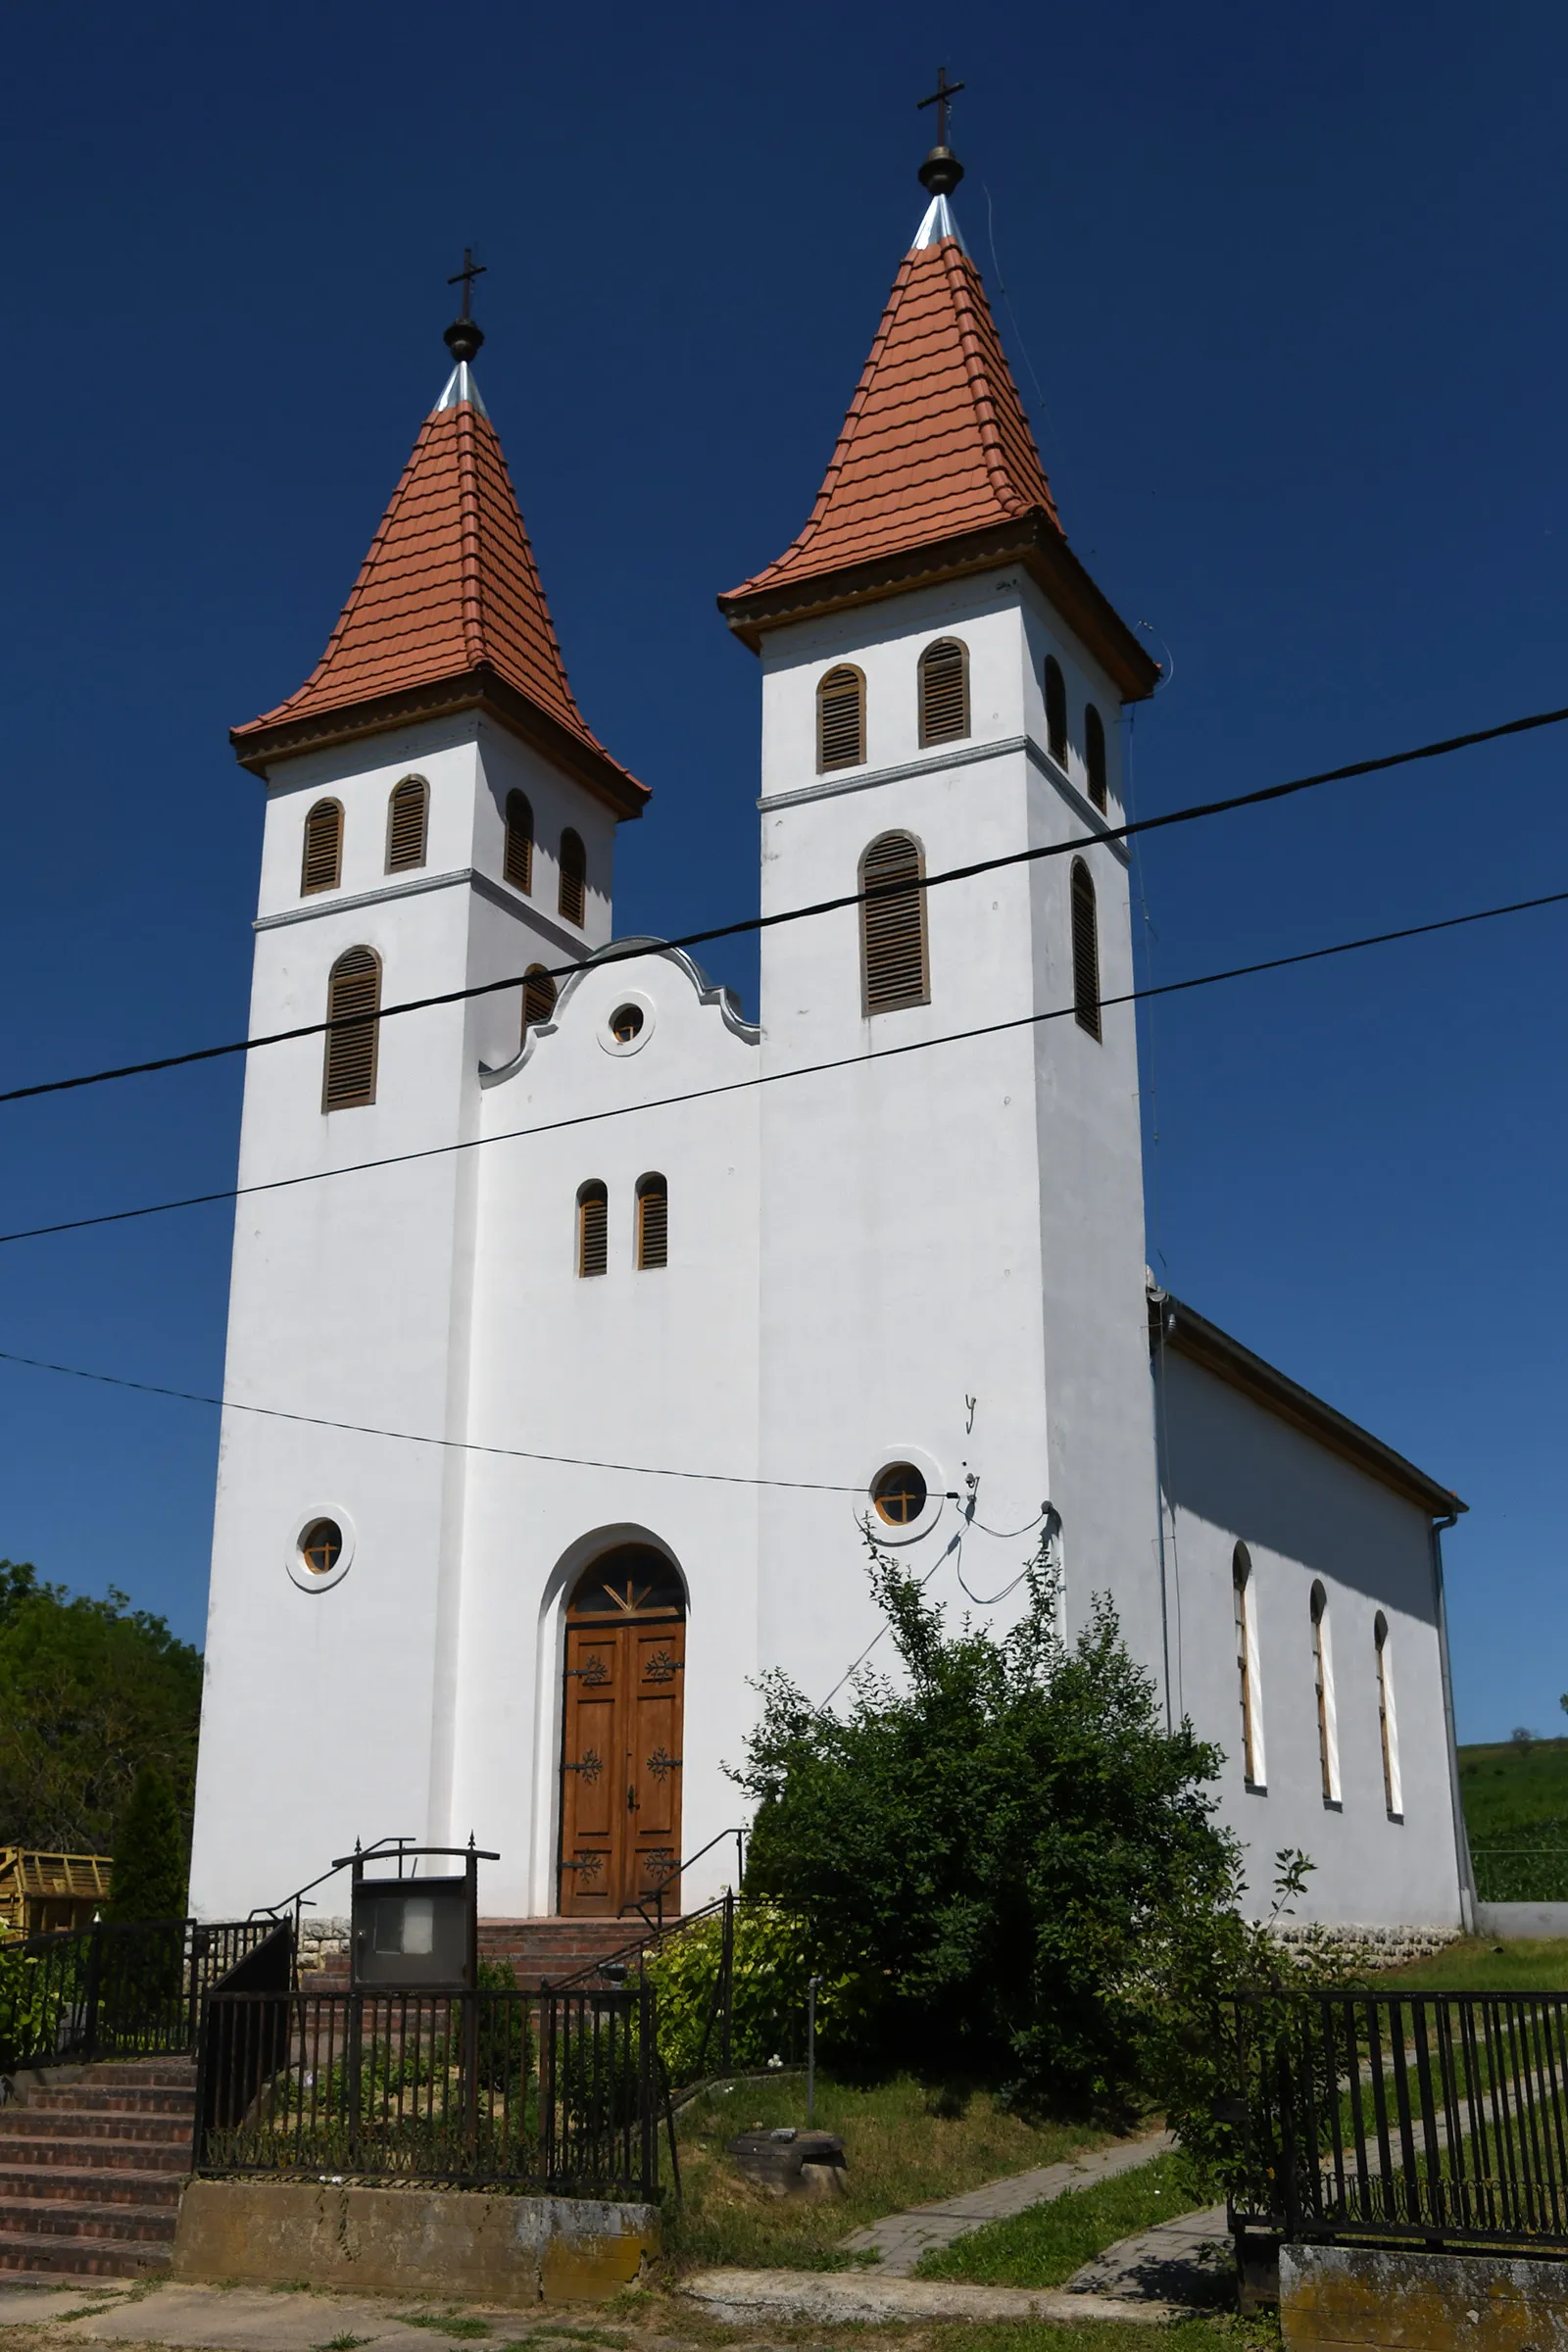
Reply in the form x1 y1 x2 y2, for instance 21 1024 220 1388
737 1533 1244 2119
108 1762 188 1921
0 1561 202 1855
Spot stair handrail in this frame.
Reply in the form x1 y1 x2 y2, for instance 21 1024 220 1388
621 1825 746 1934
248 1834 416 1969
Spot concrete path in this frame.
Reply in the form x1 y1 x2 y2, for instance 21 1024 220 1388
0 2283 570 2350
1062 2202 1231 2306
677 2265 1180 2328
840 2124 1173 2275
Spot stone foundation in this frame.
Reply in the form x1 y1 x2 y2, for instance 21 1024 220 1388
295 1916 350 1970
1281 2241 1568 2348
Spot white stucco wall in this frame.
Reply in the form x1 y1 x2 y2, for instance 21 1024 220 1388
1154 1347 1464 1928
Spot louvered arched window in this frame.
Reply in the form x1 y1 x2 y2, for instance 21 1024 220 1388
860 832 928 1015
817 665 865 772
504 791 533 893
385 776 428 873
1310 1581 1342 1805
301 800 343 896
1375 1611 1403 1820
1070 859 1101 1041
636 1174 668 1270
322 947 381 1111
1085 705 1107 813
918 639 968 746
1044 657 1068 765
521 965 557 1044
577 1181 609 1278
559 829 587 927
1233 1544 1265 1789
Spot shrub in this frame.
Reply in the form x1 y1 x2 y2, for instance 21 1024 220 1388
109 1762 187 1922
646 1901 847 2085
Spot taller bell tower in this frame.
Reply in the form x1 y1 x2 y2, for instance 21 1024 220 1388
719 124 1166 1703
188 287 647 1918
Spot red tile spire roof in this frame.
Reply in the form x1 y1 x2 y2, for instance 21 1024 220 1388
233 372 646 815
718 209 1157 701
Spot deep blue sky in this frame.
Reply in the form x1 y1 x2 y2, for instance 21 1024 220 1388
0 1 1562 1740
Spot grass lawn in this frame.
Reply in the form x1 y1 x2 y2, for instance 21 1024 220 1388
914 2149 1211 2288
1458 1736 1568 1899
662 2069 1136 2274
1376 1936 1568 1991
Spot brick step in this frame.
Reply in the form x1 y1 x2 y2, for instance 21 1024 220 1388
29 2088 193 2119
0 2167 180 2209
0 2197 177 2245
80 2066 195 2090
0 2134 189 2173
0 2230 171 2278
0 2114 190 2147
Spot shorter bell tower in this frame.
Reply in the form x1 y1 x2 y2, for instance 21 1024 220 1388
188 276 647 1920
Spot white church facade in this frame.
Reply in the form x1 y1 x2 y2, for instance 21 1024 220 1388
188 154 1473 1942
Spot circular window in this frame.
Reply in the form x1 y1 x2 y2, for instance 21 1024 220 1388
610 1004 645 1045
299 1519 343 1577
872 1464 928 1527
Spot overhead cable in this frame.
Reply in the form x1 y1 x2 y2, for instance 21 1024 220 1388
3 698 1566 1111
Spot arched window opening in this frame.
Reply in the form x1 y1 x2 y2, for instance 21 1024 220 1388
817 664 865 772
577 1181 609 1277
1044 657 1068 765
559 829 587 927
322 947 381 1110
860 831 928 1015
636 1173 668 1270
504 791 534 893
385 776 428 873
1233 1544 1265 1789
1085 705 1107 814
1375 1611 1403 1820
301 799 343 896
521 965 557 1043
918 639 969 746
1070 859 1101 1040
1310 1581 1342 1805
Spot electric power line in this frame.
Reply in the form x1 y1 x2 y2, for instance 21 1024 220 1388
4 876 1565 1250
3 698 1566 1111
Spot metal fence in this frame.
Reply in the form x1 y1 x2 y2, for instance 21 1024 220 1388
194 1980 659 2199
1227 1989 1568 2251
0 1918 281 2075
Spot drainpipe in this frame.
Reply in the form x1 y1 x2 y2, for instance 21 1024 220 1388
1430 1505 1476 1936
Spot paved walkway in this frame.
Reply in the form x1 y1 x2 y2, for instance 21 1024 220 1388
0 2283 580 2350
677 2266 1179 2327
840 2124 1173 2275
1062 2203 1232 2306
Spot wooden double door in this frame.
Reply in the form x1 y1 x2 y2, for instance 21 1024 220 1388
558 1548 685 1917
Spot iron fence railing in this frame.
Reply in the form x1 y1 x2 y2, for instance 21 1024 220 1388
1227 1989 1568 2251
0 1917 281 2075
194 1979 659 2198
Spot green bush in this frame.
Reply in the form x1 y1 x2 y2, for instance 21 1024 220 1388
738 1529 1260 2121
109 1762 186 1922
646 1902 846 2085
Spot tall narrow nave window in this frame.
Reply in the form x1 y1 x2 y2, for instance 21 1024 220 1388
1375 1611 1403 1819
385 776 428 873
577 1181 609 1277
559 829 587 927
522 964 557 1043
918 639 969 745
301 800 343 896
504 791 534 892
817 664 865 771
1233 1544 1266 1788
1085 705 1107 813
1044 657 1068 766
1070 859 1101 1040
1310 1581 1342 1804
636 1174 668 1270
860 832 928 1014
322 947 381 1110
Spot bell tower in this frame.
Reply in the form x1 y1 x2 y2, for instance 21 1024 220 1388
188 275 647 1918
718 119 1166 1701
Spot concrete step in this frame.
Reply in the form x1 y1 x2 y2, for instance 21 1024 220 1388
0 2231 172 2278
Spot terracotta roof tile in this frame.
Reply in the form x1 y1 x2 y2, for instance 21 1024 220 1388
723 234 1062 603
234 395 645 808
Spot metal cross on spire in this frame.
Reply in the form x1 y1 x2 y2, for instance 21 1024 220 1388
917 66 964 150
447 247 487 320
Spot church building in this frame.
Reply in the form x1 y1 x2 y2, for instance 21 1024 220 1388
188 136 1473 1944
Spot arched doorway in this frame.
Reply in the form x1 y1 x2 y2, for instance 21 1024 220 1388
558 1544 685 1917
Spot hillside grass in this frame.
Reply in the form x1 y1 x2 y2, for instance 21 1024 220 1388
1458 1737 1568 1899
1376 1936 1568 1991
913 2148 1214 2289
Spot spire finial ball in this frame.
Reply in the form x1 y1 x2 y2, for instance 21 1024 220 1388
444 315 485 364
917 144 964 197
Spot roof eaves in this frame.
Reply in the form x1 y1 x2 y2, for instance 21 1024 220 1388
1150 1286 1465 1518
